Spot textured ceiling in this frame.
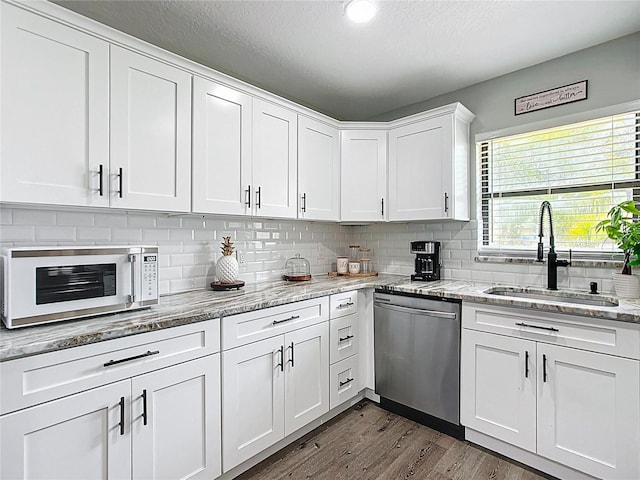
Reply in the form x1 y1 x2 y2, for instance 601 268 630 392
53 0 640 120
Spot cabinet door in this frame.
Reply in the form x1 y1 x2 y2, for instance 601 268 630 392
537 344 640 480
0 2 109 207
192 78 252 215
460 329 537 452
284 322 330 435
252 99 297 218
388 117 453 221
340 130 387 222
0 380 131 480
222 336 285 471
132 355 221 480
298 116 340 221
110 45 191 212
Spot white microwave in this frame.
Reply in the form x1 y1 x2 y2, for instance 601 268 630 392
1 246 159 329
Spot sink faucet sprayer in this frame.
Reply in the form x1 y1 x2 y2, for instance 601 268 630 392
537 201 571 290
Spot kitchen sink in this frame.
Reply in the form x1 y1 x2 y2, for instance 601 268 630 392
484 286 619 308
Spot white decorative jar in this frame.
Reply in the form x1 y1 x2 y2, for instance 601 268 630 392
612 273 640 299
217 255 239 283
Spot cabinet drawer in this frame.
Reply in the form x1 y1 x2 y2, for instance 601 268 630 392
330 291 358 319
222 297 329 350
0 319 220 415
330 314 359 364
463 303 640 359
329 354 360 410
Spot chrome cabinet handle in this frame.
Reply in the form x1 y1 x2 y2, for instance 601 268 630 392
118 396 125 435
245 185 251 208
301 193 307 213
444 192 449 213
103 350 160 367
256 186 262 209
339 334 354 342
381 198 384 216
273 315 300 325
141 389 148 426
515 322 559 332
543 354 548 382
524 350 529 378
339 378 354 387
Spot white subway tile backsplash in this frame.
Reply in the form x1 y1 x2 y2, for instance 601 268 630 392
112 228 143 242
13 209 56 226
56 211 94 226
36 226 76 242
0 206 622 295
76 227 111 241
0 226 35 242
94 212 127 228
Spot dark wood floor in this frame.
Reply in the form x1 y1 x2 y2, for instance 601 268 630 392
236 401 553 480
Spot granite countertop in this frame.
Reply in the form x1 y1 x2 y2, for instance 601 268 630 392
2 274 639 362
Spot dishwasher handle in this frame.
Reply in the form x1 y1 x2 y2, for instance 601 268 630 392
374 301 458 320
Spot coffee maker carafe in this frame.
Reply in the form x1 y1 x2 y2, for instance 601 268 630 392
410 241 441 281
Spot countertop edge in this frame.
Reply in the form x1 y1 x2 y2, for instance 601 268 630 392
2 276 639 362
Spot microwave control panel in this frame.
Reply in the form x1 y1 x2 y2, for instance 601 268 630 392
141 254 158 301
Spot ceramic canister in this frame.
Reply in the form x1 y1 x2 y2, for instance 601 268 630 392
337 256 349 274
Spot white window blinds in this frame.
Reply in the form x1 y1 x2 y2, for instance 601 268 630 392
479 110 640 255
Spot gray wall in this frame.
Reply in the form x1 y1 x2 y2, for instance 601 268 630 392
371 32 640 214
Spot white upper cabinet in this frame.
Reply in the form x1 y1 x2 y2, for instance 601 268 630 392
0 2 109 207
298 116 340 221
340 130 387 222
192 77 252 215
110 46 192 212
252 98 298 218
388 103 474 221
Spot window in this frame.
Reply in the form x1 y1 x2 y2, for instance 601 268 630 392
478 110 640 256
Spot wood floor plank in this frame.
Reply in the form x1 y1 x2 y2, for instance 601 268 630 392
236 401 553 480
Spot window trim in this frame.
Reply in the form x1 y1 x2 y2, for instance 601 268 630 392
476 99 640 258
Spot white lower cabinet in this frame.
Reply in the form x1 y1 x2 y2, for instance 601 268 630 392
461 329 536 452
0 354 220 480
222 320 329 471
0 380 131 480
0 321 221 480
328 292 361 410
132 355 221 480
461 303 640 480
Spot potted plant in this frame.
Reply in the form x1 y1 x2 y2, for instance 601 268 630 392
595 200 640 298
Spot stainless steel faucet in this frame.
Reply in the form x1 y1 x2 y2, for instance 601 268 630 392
537 201 571 290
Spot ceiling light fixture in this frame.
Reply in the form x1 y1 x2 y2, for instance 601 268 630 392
345 0 377 24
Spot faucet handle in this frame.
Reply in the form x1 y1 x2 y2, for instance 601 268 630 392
557 249 572 267
537 242 544 262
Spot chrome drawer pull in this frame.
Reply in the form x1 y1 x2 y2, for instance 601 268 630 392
339 378 354 387
104 350 160 367
273 315 300 325
339 335 354 342
515 322 559 332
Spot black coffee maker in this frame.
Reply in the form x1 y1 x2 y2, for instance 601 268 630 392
410 241 441 281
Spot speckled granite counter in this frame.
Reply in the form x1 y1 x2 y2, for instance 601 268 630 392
2 274 639 362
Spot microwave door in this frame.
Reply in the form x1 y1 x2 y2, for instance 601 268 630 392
10 254 134 320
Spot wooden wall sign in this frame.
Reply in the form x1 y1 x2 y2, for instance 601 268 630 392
515 80 588 115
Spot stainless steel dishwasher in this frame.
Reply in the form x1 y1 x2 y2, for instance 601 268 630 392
374 289 463 438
